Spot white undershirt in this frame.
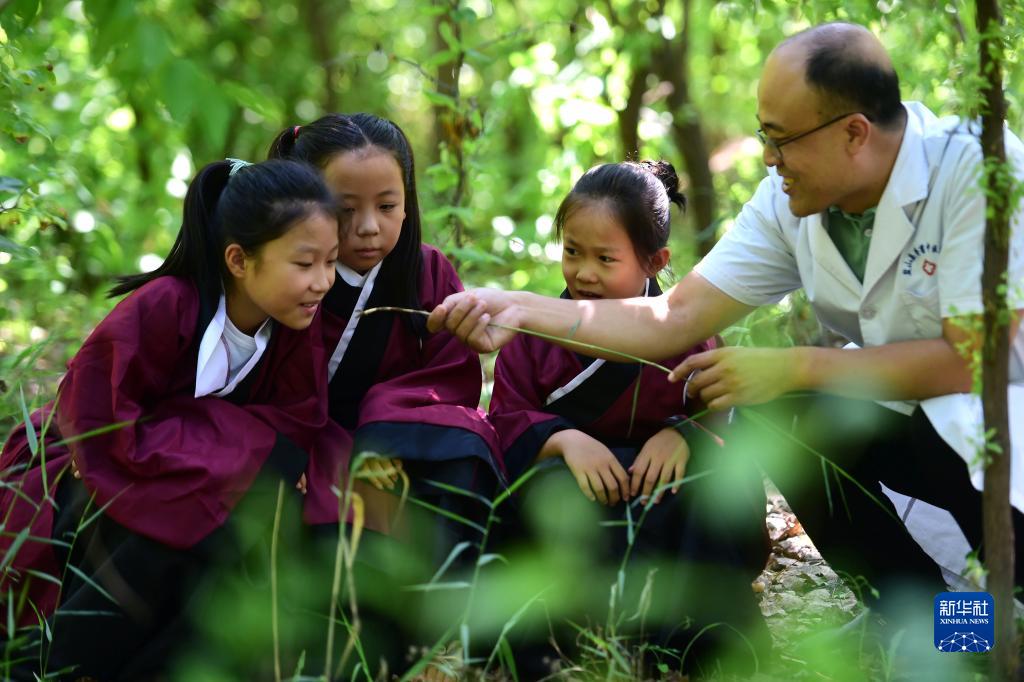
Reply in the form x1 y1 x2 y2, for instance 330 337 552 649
194 294 273 398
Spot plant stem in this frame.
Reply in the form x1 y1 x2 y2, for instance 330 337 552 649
271 480 285 682
361 306 673 373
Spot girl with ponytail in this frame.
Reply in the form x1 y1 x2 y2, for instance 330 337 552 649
269 115 502 552
487 160 769 673
1 159 345 678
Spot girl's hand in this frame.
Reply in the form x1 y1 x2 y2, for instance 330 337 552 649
629 427 690 504
546 430 630 506
356 456 404 491
295 473 308 495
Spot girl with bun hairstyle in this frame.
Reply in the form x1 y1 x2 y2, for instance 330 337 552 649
488 160 769 673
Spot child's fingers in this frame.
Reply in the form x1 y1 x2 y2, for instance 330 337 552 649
363 459 387 490
672 459 686 494
642 461 662 501
630 456 649 497
655 459 675 504
609 460 630 502
598 468 621 505
587 471 609 505
572 470 596 502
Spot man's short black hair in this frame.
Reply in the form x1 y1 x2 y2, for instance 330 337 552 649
791 24 905 130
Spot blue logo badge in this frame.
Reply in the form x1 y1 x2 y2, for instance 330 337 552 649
934 592 994 652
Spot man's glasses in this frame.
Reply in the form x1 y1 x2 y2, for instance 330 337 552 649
756 112 861 163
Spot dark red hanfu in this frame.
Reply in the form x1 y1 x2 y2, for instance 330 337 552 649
321 244 502 484
0 276 346 626
489 283 719 479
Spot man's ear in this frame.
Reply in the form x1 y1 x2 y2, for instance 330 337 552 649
846 114 871 154
224 243 247 279
648 246 671 275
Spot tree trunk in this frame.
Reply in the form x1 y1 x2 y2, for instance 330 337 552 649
303 0 342 113
432 0 467 248
658 0 716 255
618 63 649 159
977 0 1018 678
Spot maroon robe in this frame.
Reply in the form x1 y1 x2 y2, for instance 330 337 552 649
489 283 719 479
0 276 346 626
322 244 502 484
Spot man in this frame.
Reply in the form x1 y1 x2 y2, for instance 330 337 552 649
429 22 1024 629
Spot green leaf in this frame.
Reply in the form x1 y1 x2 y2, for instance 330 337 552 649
445 246 504 266
438 21 460 51
18 386 37 456
160 59 201 123
0 527 29 573
429 540 472 583
0 176 25 199
129 19 173 72
422 49 459 69
0 0 41 38
422 477 493 507
195 81 232 151
477 553 507 567
65 564 120 606
221 81 283 123
83 0 135 63
402 581 471 592
423 89 459 110
403 496 486 534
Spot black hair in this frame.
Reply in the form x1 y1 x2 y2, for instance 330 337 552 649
109 159 337 310
793 23 904 130
554 160 686 273
269 113 424 336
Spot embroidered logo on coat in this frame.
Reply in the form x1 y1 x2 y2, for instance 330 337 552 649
902 242 941 276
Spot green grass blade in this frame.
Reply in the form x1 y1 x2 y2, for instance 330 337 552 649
403 496 486 535
422 478 494 508
429 540 472 584
739 407 900 522
493 464 544 507
18 387 38 456
402 581 471 592
63 564 118 606
0 527 30 573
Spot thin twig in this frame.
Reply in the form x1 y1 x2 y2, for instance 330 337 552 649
361 306 674 373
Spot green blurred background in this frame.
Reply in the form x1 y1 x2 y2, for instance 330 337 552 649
2 0 1022 425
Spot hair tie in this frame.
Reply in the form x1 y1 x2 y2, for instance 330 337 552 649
293 125 301 140
226 158 252 177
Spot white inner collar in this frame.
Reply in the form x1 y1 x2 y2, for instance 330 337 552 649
336 262 372 287
194 294 274 398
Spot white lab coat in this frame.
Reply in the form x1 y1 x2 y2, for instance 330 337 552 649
695 101 1024 585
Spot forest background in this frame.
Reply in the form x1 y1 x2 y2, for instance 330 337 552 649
2 0 1023 425
1 1 1023 679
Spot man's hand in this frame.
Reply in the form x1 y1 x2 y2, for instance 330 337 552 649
629 427 689 504
545 430 630 506
671 347 802 410
427 289 521 353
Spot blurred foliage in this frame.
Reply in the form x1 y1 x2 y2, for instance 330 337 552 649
1 0 1023 428
2 3 1021 678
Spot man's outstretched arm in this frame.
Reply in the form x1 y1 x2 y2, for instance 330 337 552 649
427 271 756 362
